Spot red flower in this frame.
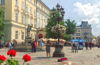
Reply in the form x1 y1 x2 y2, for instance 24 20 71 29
7 50 16 57
22 54 31 62
38 34 43 38
0 55 6 62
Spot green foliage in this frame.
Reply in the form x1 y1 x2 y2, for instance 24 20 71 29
0 8 5 36
0 60 3 65
45 12 64 38
6 59 19 65
62 33 71 41
65 19 76 34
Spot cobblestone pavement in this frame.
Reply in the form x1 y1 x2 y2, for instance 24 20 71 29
0 47 100 65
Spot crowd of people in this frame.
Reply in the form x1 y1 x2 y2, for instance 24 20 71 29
71 41 94 53
0 37 98 58
0 40 17 49
31 38 52 57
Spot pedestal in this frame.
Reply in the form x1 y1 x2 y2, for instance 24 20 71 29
53 44 64 57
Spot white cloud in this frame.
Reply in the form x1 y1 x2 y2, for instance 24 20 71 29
74 2 100 36
74 2 100 24
84 17 100 24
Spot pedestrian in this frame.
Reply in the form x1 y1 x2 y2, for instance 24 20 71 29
31 39 37 53
85 42 88 50
39 38 44 49
8 42 12 50
73 42 79 53
71 42 74 53
11 40 14 48
46 40 51 57
88 42 92 50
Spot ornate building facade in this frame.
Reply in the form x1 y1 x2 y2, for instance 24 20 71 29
72 21 92 42
0 0 50 43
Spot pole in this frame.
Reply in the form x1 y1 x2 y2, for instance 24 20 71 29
58 10 60 44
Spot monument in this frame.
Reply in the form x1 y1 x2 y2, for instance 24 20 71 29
13 24 33 52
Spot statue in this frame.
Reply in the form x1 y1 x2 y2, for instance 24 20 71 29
27 24 32 38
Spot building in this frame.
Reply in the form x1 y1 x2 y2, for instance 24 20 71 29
0 0 50 43
35 0 50 39
72 21 92 42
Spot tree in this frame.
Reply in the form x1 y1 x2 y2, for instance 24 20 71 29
65 19 76 34
0 9 5 39
62 33 71 41
45 13 64 38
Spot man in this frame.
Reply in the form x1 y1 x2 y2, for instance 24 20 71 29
85 42 88 50
73 42 79 53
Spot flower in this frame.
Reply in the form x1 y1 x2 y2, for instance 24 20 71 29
58 58 68 62
7 50 16 57
38 34 43 38
22 54 31 62
0 55 6 62
51 24 66 33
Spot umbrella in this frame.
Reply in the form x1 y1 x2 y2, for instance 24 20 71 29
78 39 86 42
70 39 78 42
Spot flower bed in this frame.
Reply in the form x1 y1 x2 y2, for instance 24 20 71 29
0 50 31 65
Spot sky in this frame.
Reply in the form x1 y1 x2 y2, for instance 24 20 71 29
42 0 100 37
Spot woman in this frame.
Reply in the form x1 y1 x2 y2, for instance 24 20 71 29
46 40 51 57
32 40 37 53
85 42 88 50
39 38 44 49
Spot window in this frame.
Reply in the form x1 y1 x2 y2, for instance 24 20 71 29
0 0 5 5
34 11 36 17
26 16 28 24
30 18 32 25
26 5 28 12
21 14 24 24
77 30 80 32
21 2 25 10
15 11 18 22
34 0 36 5
21 32 24 40
30 7 32 14
15 31 18 39
16 0 18 6
76 33 80 36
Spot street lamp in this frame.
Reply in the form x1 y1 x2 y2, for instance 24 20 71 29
51 4 65 57
52 4 65 44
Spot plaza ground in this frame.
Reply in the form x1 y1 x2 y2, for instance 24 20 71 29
0 47 100 65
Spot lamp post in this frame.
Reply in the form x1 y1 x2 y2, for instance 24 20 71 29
52 4 65 57
52 4 65 44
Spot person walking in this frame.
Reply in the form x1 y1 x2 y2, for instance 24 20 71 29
85 42 88 50
88 42 92 50
39 38 44 49
74 42 79 53
32 39 37 53
8 42 12 50
71 42 74 53
46 40 51 57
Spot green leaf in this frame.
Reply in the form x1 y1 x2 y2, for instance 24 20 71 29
6 59 20 65
0 60 3 64
27 63 30 65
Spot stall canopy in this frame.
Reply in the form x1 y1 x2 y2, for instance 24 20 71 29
70 39 86 42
